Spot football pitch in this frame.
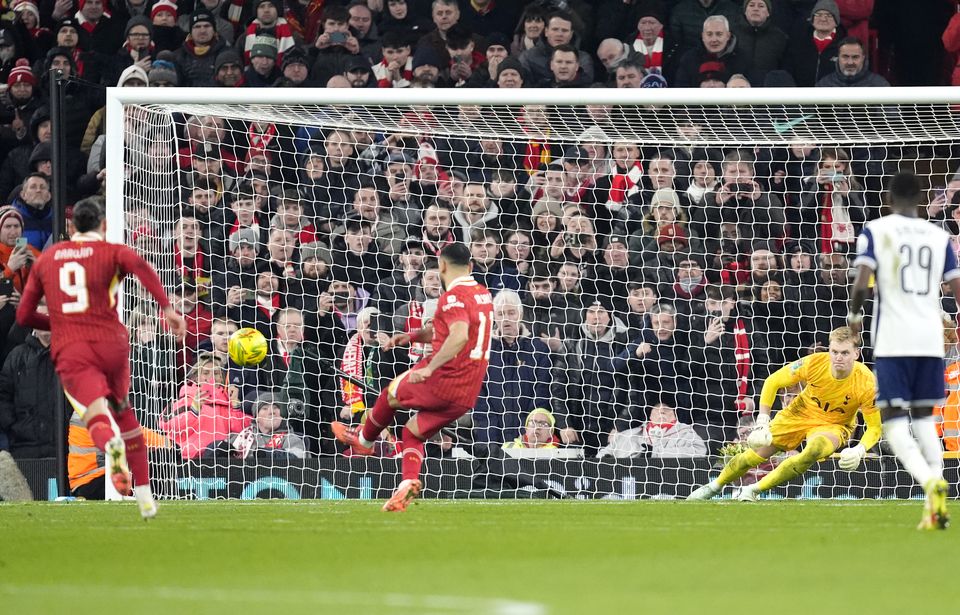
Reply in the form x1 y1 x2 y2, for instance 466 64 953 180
0 500 954 615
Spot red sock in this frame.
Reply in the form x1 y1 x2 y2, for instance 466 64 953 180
361 390 397 443
115 410 150 487
86 413 115 452
400 425 425 482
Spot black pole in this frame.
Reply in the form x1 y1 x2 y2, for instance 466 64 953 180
49 67 67 497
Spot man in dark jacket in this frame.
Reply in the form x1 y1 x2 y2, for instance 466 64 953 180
0 327 60 459
815 37 890 87
330 217 393 294
473 290 554 446
0 104 48 201
37 47 92 149
669 0 739 52
242 41 281 87
673 15 750 87
519 10 595 85
733 0 788 83
551 301 629 455
210 227 263 327
0 61 42 165
74 0 124 55
173 10 228 86
11 172 51 250
609 302 692 430
689 285 755 452
783 0 845 87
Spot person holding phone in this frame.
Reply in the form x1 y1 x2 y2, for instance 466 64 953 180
0 205 39 295
790 147 868 254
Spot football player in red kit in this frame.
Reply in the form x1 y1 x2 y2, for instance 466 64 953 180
16 198 186 519
333 242 493 511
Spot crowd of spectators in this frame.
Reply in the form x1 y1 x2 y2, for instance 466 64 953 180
3 0 960 479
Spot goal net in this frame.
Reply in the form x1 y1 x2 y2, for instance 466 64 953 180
106 88 960 501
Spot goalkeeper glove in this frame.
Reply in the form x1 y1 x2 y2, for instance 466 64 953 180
838 444 865 471
746 414 772 450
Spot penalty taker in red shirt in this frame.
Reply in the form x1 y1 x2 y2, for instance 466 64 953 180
16 198 186 519
333 242 493 511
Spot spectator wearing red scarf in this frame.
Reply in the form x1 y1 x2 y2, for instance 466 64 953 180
74 0 123 55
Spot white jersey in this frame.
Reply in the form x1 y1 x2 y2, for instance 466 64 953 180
854 213 960 357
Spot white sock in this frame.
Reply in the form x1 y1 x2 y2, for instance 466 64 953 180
358 434 375 448
913 415 944 480
708 478 722 490
884 417 935 486
134 484 155 506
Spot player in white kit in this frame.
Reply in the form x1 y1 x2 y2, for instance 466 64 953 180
849 171 960 530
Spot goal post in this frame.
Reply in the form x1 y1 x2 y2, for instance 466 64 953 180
106 86 960 501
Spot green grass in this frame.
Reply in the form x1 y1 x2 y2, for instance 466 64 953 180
0 500 955 614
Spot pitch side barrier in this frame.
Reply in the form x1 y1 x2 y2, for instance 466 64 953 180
163 457 957 501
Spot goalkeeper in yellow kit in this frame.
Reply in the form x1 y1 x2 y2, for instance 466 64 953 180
688 327 882 501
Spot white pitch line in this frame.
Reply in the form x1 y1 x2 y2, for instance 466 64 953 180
0 583 547 615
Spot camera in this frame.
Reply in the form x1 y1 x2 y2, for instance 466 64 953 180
371 313 393 334
286 397 306 418
730 182 754 194
564 232 584 247
332 292 350 309
329 31 348 44
14 236 27 251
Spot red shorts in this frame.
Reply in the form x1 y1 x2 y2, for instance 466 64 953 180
54 340 130 416
389 371 471 439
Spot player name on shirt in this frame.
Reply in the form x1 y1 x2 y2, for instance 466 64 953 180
54 246 94 260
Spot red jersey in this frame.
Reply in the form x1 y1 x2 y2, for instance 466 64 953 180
415 276 493 408
17 233 171 357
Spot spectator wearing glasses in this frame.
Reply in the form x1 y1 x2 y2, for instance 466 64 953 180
503 409 560 449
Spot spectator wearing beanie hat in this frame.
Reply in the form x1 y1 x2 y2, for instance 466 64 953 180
243 40 281 87
172 9 228 86
495 55 526 88
115 16 154 79
410 44 441 87
212 48 244 87
117 63 149 86
7 57 36 89
782 0 845 87
628 1 673 73
733 0 788 84
39 48 94 152
277 47 316 87
465 30 511 87
149 0 185 52
176 0 235 44
238 0 296 67
12 0 53 53
148 51 178 86
0 204 40 293
0 59 41 145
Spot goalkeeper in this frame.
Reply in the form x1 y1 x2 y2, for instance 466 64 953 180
688 326 881 501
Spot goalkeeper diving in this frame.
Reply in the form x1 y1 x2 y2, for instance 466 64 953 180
689 326 882 501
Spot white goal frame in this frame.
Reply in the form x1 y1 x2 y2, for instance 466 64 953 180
103 85 960 501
